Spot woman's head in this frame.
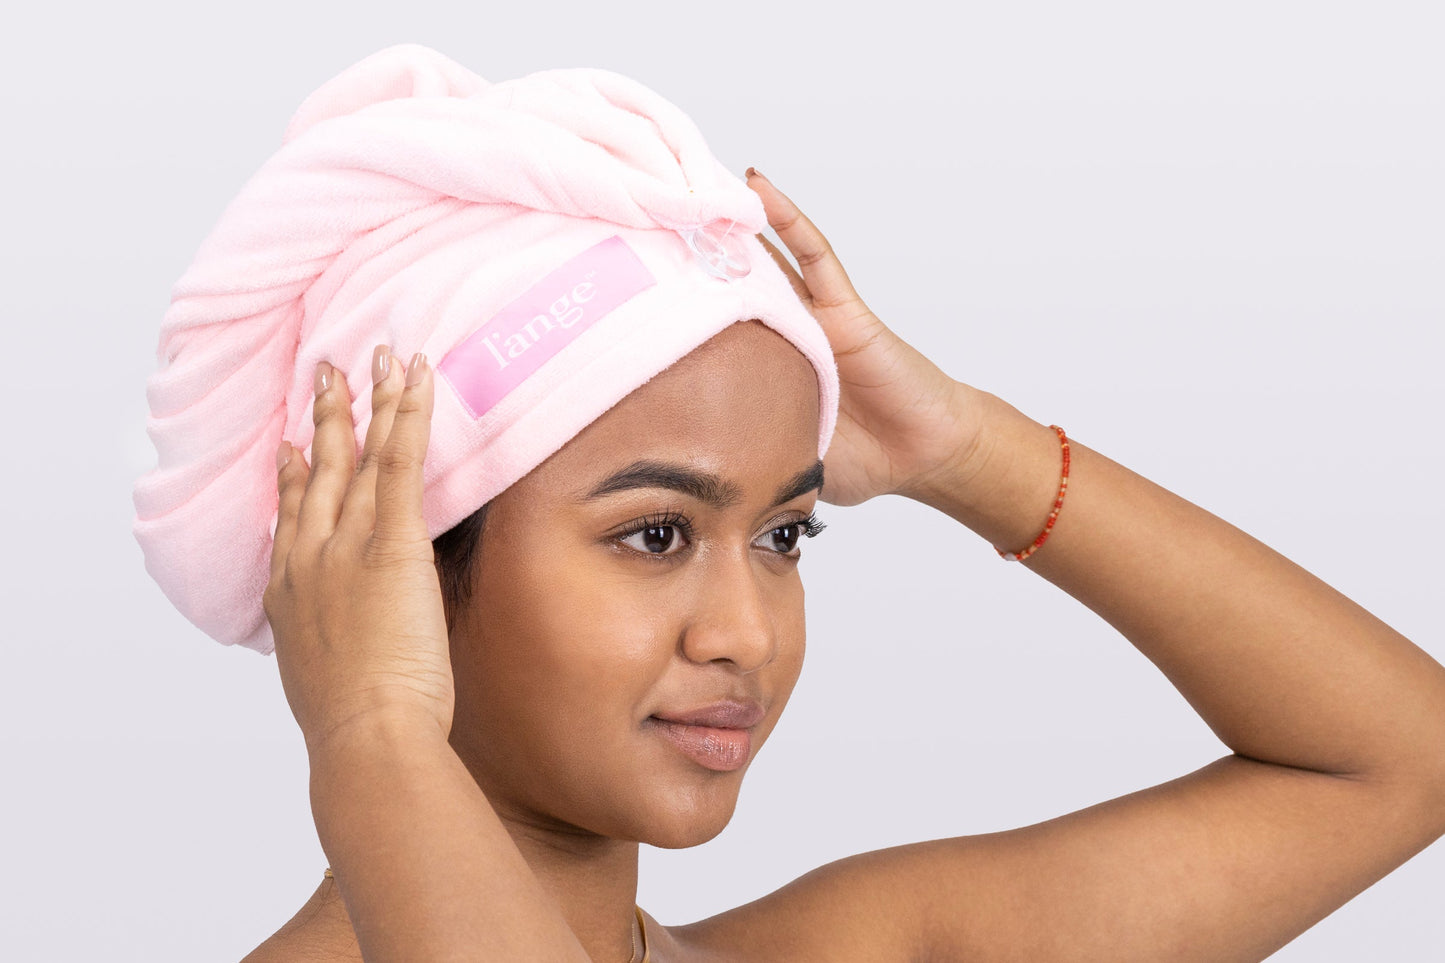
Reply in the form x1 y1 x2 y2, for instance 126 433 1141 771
433 319 822 848
134 45 837 661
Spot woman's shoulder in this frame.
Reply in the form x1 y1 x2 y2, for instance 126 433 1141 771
239 877 361 963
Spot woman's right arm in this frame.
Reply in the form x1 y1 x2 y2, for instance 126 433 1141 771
305 711 591 962
267 357 590 963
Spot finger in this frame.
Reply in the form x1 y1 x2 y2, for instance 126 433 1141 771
360 347 407 469
755 234 812 306
270 440 311 584
339 346 406 536
745 169 866 312
295 361 358 540
372 352 434 545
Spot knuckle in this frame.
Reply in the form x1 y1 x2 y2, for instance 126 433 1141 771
262 568 293 614
794 243 832 269
315 386 356 425
316 537 349 569
834 322 884 359
361 533 427 568
372 375 400 408
767 209 802 233
360 536 403 566
279 548 312 581
280 467 306 498
377 444 421 475
394 388 424 414
812 293 862 311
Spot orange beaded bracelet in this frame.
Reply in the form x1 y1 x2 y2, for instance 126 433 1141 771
995 424 1070 562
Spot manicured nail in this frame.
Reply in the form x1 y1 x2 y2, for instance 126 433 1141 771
372 344 390 384
276 439 292 471
314 361 331 396
406 352 428 387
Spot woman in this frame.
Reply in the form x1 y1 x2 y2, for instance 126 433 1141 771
133 46 1445 962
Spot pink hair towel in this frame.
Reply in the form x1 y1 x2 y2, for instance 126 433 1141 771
131 44 840 655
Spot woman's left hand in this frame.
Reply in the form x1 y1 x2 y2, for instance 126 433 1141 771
745 169 984 507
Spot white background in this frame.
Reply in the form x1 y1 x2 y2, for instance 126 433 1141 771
3 1 1441 959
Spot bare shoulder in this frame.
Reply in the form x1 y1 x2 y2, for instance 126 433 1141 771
239 878 360 963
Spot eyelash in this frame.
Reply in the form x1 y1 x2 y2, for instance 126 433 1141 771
613 509 827 560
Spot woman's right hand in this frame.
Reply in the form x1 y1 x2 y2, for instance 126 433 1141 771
264 348 457 754
745 169 988 509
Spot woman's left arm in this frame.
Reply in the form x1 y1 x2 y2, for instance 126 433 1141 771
742 170 1445 962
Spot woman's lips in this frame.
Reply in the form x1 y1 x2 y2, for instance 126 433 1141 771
647 700 764 772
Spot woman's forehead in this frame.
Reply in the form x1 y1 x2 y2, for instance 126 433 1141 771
517 322 821 501
578 324 815 443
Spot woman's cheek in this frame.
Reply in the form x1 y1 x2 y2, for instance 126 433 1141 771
525 552 682 682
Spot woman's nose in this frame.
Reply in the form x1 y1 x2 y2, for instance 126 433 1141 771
679 555 779 673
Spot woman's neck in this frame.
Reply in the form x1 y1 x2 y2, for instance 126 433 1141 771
498 808 644 961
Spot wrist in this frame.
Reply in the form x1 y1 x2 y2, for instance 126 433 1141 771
305 704 449 765
307 706 460 855
901 385 1010 510
906 390 1066 552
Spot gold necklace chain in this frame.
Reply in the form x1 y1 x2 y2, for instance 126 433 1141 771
629 905 650 963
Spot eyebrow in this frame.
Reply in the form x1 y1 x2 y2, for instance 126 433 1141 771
584 459 825 510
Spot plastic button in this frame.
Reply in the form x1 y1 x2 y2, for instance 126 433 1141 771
681 221 751 280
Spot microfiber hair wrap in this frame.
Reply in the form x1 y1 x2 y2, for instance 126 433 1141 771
131 44 840 655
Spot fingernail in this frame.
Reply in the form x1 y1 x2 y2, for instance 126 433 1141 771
314 361 331 396
746 167 763 180
276 439 292 471
372 344 390 384
406 352 428 387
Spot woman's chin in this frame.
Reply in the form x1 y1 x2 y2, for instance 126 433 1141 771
640 809 736 849
632 780 744 849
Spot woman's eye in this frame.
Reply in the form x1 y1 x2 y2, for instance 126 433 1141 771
757 512 826 556
760 523 802 555
619 524 688 555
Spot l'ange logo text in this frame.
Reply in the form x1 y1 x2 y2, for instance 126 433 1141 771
438 236 657 420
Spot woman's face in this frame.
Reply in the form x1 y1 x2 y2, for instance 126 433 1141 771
446 320 823 849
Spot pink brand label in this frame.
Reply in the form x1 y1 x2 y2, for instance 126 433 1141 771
438 235 657 419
